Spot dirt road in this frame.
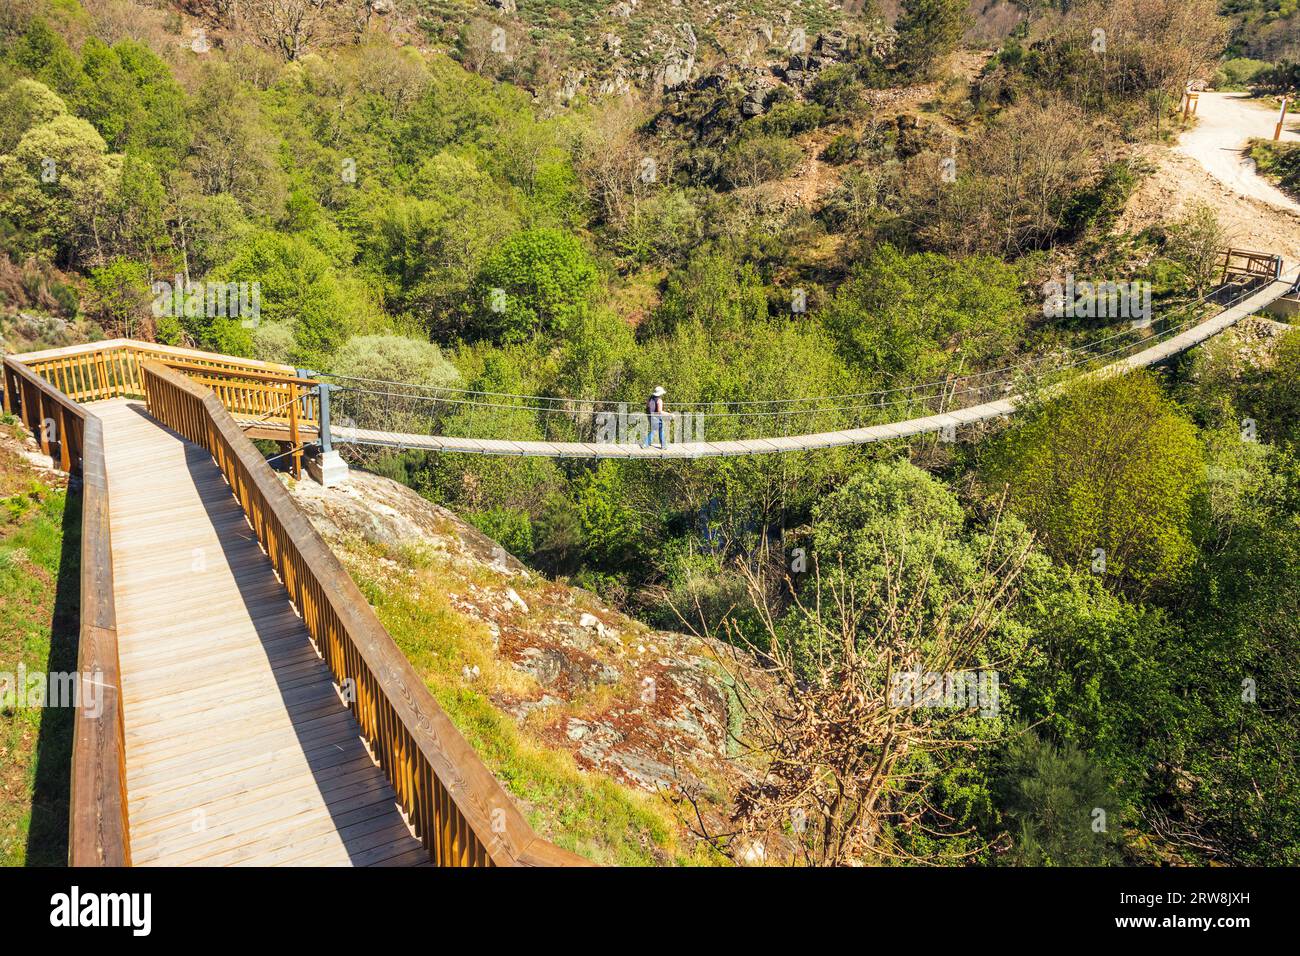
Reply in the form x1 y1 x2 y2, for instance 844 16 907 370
1175 91 1300 213
1120 92 1300 261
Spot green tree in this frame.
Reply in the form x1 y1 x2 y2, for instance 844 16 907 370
472 228 599 342
75 38 187 169
1262 330 1300 446
648 250 768 336
0 78 64 153
0 110 122 266
574 461 642 568
822 244 1025 383
982 371 1204 592
995 728 1123 865
806 459 1033 669
209 231 383 365
358 154 519 334
85 257 149 338
895 0 969 79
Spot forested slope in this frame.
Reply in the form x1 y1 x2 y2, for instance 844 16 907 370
1 0 1297 865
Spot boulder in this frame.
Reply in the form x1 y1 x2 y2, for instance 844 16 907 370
814 30 850 60
741 90 767 117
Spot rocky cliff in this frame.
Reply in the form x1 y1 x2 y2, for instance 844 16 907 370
288 468 750 860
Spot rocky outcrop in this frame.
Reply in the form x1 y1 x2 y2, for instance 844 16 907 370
1194 316 1295 375
740 88 768 116
289 469 750 796
654 49 696 90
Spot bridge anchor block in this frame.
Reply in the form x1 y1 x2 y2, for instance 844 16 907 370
307 449 349 488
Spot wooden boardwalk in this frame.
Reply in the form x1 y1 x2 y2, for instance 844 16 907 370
95 399 426 866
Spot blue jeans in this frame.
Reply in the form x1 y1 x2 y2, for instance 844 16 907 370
644 414 665 448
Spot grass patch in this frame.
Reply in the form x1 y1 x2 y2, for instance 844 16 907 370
0 471 78 867
346 548 713 866
1249 139 1300 199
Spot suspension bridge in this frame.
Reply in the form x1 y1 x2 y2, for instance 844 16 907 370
226 258 1297 463
1 249 1293 867
324 269 1292 459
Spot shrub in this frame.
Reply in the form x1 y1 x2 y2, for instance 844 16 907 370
1059 161 1138 240
329 333 460 387
821 132 858 165
251 322 296 364
808 64 865 118
756 99 826 137
328 334 461 434
466 506 534 558
1249 139 1300 195
721 134 802 188
1214 57 1272 90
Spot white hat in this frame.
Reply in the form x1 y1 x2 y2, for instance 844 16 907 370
652 386 666 396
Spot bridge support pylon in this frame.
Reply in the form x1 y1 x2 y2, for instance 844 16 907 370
308 449 349 487
299 369 349 487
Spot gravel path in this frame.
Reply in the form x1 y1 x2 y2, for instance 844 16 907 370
1120 93 1300 260
1174 91 1300 214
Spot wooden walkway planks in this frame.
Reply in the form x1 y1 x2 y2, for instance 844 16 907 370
93 399 424 866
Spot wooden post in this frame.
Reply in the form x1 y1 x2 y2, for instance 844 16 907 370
1276 95 1290 141
95 350 109 401
57 406 70 471
2 364 16 415
288 385 301 480
35 389 50 455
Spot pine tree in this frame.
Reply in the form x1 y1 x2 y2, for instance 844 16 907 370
895 0 969 79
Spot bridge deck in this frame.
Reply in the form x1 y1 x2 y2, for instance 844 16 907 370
95 399 426 866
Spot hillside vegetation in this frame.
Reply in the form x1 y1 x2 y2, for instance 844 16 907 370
1 0 1298 865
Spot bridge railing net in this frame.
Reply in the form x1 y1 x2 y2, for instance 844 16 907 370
320 278 1273 447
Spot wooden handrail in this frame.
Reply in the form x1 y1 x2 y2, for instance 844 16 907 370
140 361 588 867
155 359 318 386
1 356 130 866
9 338 296 372
6 341 321 477
8 340 306 410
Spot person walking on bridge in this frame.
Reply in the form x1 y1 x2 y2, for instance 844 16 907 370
644 386 667 449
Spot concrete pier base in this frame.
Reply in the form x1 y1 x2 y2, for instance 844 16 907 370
307 450 349 487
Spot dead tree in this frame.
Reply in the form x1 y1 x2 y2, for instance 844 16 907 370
690 514 1030 866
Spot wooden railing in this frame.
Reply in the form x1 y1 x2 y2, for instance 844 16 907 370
140 361 586 867
1221 247 1283 284
12 339 297 404
1 356 130 866
10 340 320 477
